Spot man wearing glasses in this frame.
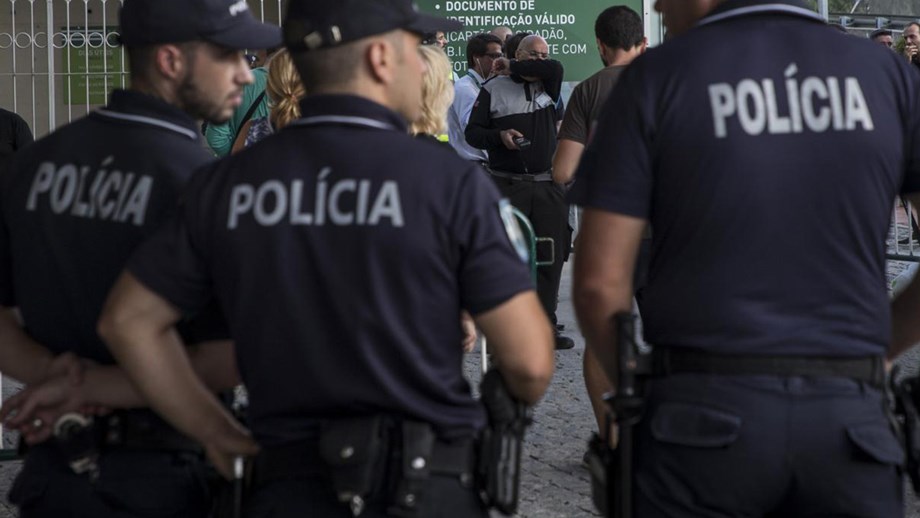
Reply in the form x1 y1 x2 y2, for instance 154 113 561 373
448 33 504 163
466 34 574 350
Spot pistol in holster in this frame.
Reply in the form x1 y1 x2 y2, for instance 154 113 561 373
586 312 650 518
477 368 533 516
890 368 920 492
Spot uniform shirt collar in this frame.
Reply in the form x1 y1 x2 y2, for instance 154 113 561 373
105 89 200 137
297 95 409 133
699 0 824 27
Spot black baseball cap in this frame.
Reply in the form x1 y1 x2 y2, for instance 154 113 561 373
119 0 282 50
284 0 462 52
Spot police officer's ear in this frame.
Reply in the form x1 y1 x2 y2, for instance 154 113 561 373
153 43 191 82
365 32 403 86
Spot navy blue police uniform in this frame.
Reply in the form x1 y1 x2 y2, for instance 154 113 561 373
0 90 220 517
124 93 535 516
571 0 920 515
0 0 281 514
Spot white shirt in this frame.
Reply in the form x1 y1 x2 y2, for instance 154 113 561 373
448 69 489 162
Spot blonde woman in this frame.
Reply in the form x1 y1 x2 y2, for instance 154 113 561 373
232 49 306 152
410 44 455 144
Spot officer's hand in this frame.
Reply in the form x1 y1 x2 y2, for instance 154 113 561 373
500 129 524 150
606 423 618 449
43 351 88 385
204 423 261 480
461 311 477 353
1 374 86 444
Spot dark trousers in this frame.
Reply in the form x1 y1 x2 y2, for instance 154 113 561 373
244 473 487 518
634 373 903 517
9 443 210 518
492 177 569 325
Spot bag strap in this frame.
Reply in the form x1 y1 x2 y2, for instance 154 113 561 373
230 119 254 154
233 91 266 143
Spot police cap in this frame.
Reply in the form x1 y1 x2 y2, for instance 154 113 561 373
119 0 282 50
283 0 462 52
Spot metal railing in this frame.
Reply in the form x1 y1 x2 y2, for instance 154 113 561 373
834 12 920 31
888 199 920 297
1 0 286 138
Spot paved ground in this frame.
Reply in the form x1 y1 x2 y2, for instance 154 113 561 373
0 257 919 517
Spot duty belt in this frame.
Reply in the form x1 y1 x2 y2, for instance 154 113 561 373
34 408 201 480
250 436 477 489
488 169 553 182
100 409 201 452
652 348 885 388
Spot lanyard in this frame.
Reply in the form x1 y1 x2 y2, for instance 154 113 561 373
467 70 484 90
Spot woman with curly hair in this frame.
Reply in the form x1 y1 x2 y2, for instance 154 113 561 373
232 49 306 152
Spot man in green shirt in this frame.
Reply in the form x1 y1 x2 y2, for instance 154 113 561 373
205 54 274 156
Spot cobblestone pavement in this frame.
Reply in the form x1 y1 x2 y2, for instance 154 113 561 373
0 261 919 517
0 380 20 517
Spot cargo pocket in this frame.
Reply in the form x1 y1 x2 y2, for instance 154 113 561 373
651 402 742 448
846 422 905 466
94 452 209 518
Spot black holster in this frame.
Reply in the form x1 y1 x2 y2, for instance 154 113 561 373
477 369 533 515
586 430 613 514
588 312 650 518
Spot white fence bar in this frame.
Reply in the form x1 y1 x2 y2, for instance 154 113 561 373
46 0 55 130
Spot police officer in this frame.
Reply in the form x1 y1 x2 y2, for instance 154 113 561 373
95 1 555 517
571 0 920 516
0 0 280 515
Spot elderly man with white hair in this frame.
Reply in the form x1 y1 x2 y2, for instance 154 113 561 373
465 34 573 351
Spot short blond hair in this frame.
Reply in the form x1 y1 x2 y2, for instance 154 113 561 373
410 45 454 137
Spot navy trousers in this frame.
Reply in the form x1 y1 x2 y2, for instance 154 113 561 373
244 472 487 518
634 373 904 517
9 443 210 518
